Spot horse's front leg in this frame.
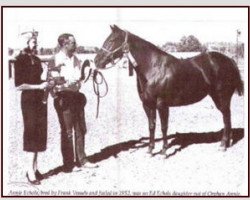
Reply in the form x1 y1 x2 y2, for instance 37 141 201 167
157 106 169 155
143 103 156 154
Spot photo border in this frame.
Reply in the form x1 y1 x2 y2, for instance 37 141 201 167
1 5 249 199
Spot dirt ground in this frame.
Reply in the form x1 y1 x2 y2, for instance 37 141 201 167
5 66 247 197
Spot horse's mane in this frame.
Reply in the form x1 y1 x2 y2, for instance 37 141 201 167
125 30 177 60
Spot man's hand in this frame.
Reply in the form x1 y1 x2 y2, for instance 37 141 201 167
54 80 80 93
68 80 81 91
67 79 79 86
55 63 65 70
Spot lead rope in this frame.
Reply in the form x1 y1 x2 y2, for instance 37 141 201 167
92 70 108 118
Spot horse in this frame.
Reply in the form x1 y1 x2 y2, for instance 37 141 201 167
94 25 243 153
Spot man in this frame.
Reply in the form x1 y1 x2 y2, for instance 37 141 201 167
53 33 97 172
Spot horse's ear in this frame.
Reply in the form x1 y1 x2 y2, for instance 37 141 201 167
110 24 121 33
110 25 114 31
113 25 120 31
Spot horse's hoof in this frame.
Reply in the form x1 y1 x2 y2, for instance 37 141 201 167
219 144 227 152
229 139 233 147
220 140 229 147
219 147 227 152
147 147 154 154
160 148 167 155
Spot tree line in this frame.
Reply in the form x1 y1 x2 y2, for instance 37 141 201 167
161 35 244 58
8 35 244 59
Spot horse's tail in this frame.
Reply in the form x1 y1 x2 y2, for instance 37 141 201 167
237 76 244 96
231 58 244 96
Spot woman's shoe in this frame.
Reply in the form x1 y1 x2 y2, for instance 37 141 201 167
35 170 44 180
26 172 41 185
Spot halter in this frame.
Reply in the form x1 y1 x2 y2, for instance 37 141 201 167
101 31 138 68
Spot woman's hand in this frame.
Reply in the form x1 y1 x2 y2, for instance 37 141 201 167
39 82 49 90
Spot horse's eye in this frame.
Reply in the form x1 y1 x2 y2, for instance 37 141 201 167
108 40 114 44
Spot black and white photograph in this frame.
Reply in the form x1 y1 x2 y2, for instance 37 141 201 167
2 7 248 197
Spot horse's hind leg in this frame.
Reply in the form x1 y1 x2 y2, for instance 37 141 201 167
220 105 232 150
210 91 233 151
157 106 169 155
143 103 156 154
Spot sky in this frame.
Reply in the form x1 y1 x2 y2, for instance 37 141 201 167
3 7 248 49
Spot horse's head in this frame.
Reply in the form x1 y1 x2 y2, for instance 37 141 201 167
94 25 127 69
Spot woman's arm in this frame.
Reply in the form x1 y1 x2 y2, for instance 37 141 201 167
14 56 27 87
17 82 48 91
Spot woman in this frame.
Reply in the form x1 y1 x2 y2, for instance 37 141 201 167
14 32 48 185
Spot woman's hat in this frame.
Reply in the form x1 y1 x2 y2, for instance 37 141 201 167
21 30 38 43
18 29 38 50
